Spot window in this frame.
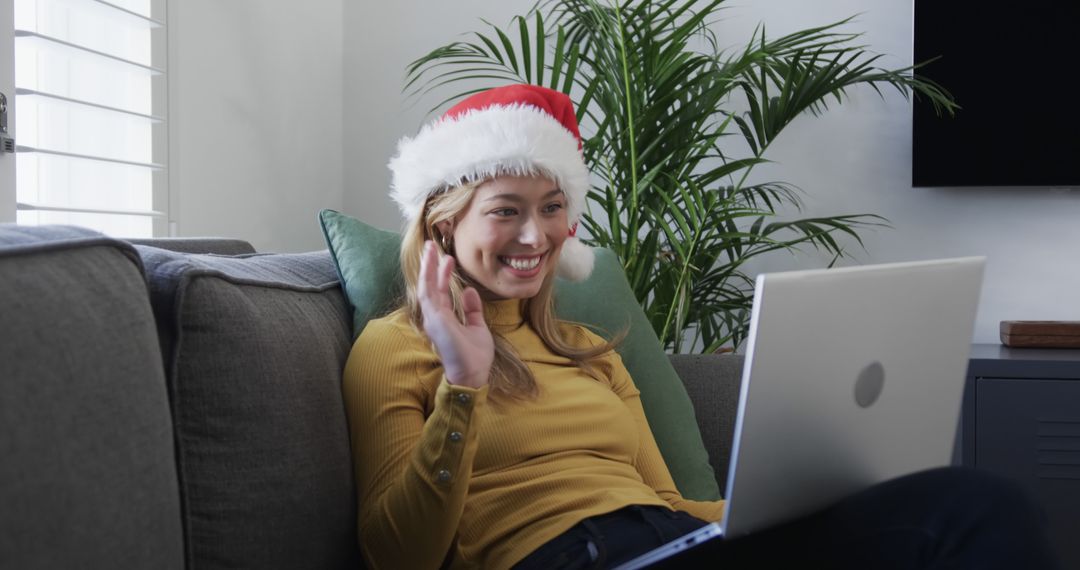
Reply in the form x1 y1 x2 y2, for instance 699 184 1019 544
14 0 166 237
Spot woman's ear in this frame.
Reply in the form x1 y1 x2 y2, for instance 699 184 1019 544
435 220 454 238
434 220 455 252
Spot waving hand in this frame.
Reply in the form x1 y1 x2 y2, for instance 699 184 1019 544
417 240 494 388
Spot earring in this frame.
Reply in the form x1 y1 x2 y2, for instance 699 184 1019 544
440 233 453 251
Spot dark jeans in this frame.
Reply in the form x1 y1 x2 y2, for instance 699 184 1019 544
513 467 1059 569
513 504 707 570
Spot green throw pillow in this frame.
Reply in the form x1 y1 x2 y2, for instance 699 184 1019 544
553 248 721 501
318 209 721 501
319 209 405 336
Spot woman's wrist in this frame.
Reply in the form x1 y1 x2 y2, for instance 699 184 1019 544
445 372 490 389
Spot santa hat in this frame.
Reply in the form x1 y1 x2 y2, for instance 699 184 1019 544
388 84 595 281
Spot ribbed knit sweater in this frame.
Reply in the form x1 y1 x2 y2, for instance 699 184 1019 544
342 299 725 569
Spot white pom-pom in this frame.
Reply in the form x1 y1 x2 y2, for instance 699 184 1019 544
556 236 595 281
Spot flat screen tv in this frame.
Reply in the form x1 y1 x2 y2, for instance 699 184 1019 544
912 2 1080 187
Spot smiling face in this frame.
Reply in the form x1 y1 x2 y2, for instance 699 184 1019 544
438 175 569 301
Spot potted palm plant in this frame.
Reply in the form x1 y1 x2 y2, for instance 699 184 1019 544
404 0 955 353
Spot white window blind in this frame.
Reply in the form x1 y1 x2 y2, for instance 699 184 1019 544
14 0 167 238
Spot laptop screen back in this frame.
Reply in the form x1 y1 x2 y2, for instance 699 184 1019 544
720 257 984 537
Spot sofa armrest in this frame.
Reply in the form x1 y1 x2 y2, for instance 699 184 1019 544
668 353 744 494
125 237 256 255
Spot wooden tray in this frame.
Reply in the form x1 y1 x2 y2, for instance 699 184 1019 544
1000 321 1080 348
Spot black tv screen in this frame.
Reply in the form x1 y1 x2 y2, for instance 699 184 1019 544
912 2 1080 187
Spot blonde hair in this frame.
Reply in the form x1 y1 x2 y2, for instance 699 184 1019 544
399 181 622 400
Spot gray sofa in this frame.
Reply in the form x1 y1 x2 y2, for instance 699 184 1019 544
0 224 742 569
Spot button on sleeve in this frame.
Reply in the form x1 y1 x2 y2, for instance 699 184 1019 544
420 381 487 492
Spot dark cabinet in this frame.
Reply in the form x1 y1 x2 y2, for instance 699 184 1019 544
963 344 1080 568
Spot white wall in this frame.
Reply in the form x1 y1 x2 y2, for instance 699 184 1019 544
169 0 343 253
704 1 1080 344
170 0 1079 343
342 0 531 230
342 0 1080 344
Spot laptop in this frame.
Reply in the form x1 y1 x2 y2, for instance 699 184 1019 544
615 256 985 569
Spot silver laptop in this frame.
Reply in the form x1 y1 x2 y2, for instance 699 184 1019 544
615 256 985 570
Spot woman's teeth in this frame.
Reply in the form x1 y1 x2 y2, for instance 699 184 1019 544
501 255 542 271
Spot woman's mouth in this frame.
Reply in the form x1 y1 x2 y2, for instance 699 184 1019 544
498 253 545 276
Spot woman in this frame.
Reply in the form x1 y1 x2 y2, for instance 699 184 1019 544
342 85 1057 569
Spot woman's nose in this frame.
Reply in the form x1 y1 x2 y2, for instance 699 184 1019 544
518 216 545 246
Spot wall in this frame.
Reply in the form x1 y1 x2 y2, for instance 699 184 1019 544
169 0 343 253
706 1 1080 344
164 1 1076 343
342 0 531 231
342 0 1080 344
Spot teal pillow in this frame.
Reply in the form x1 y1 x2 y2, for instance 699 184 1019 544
553 248 721 501
319 209 405 336
318 209 721 501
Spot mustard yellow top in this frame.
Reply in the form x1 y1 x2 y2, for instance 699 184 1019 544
342 299 725 569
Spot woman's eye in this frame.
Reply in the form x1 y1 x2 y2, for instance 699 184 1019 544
543 202 565 213
491 208 517 217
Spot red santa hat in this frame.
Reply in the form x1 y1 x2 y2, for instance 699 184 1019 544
388 84 595 281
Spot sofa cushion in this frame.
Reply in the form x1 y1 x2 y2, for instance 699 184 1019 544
554 249 722 501
318 209 722 501
126 237 257 255
319 209 404 338
669 354 745 492
0 224 183 570
137 246 360 570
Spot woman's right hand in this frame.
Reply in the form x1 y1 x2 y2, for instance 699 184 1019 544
417 240 494 389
